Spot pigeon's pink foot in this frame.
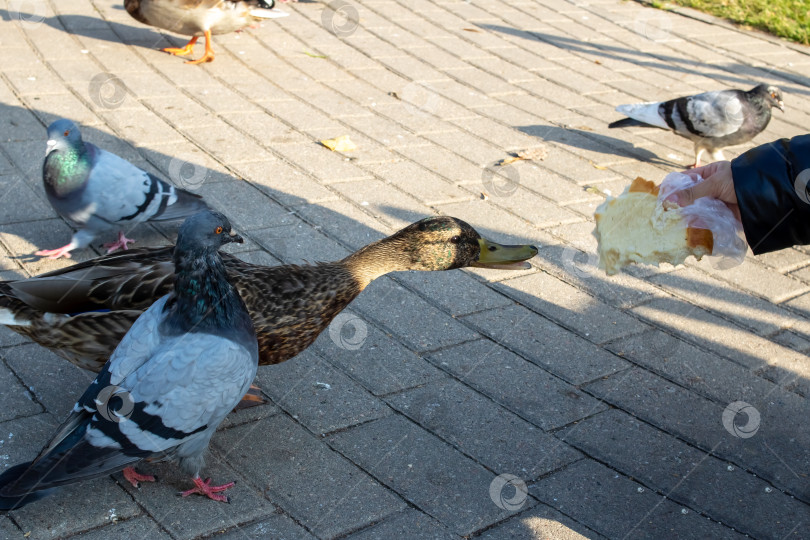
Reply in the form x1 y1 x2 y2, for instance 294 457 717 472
181 477 234 503
35 245 74 259
123 466 156 488
104 231 136 253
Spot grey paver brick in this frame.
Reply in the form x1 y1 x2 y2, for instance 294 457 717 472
331 178 433 229
118 457 274 540
495 271 648 343
328 414 523 536
386 377 582 478
0 359 42 423
532 459 747 540
427 339 608 432
10 478 140 540
213 414 405 539
649 265 798 336
687 258 810 304
461 303 630 384
351 277 481 352
216 512 317 539
4 343 93 416
394 268 514 317
584 367 810 502
0 175 54 225
256 348 390 435
273 142 373 184
633 297 810 377
345 508 458 540
65 516 171 540
478 504 605 540
558 409 810 539
311 320 443 397
605 330 779 404
195 180 295 230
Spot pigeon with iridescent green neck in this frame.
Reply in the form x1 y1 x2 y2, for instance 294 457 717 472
37 119 208 259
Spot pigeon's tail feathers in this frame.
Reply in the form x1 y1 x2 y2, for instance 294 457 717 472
608 117 648 129
251 8 289 18
615 102 669 129
0 423 141 499
0 462 49 510
150 184 209 222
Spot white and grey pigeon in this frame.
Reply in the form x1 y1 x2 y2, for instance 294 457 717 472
0 211 258 510
609 83 784 167
37 118 209 259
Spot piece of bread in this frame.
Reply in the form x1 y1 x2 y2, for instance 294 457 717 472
594 177 713 275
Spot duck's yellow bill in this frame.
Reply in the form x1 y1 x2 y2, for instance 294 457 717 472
472 238 538 270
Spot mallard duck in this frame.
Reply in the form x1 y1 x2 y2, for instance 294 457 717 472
0 217 537 373
124 0 288 65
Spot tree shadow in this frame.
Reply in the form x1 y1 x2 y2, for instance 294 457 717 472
479 23 810 98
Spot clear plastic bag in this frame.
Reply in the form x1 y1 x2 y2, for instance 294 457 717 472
657 172 748 269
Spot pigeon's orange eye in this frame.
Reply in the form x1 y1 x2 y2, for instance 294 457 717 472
63 130 69 136
215 226 223 234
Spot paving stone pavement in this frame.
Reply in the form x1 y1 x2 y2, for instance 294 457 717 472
0 0 809 537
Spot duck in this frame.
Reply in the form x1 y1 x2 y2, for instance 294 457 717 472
0 216 538 374
124 0 288 65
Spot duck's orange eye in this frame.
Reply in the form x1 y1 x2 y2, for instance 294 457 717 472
215 226 223 234
63 130 69 136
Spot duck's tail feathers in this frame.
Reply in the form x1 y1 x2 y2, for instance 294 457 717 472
613 102 669 129
0 306 31 327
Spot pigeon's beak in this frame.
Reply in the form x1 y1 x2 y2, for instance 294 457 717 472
45 139 56 155
228 231 244 244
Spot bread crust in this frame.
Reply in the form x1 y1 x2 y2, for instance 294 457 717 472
593 176 714 274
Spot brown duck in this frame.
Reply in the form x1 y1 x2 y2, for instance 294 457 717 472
0 217 537 376
124 0 288 64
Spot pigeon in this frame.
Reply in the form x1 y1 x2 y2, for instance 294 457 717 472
608 84 784 167
37 119 209 259
125 0 289 64
0 211 258 510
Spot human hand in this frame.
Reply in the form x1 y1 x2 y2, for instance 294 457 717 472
665 161 741 221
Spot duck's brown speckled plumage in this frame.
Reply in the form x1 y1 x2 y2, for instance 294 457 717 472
2 217 537 373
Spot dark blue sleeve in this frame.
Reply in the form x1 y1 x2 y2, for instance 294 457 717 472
731 134 810 254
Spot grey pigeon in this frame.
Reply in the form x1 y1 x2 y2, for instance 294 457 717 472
37 118 209 259
609 84 784 167
0 211 258 509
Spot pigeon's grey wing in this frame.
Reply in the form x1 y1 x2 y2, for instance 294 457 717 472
84 147 186 226
680 91 745 138
106 294 171 380
114 332 258 454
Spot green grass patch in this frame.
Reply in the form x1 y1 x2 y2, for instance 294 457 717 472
668 0 809 45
